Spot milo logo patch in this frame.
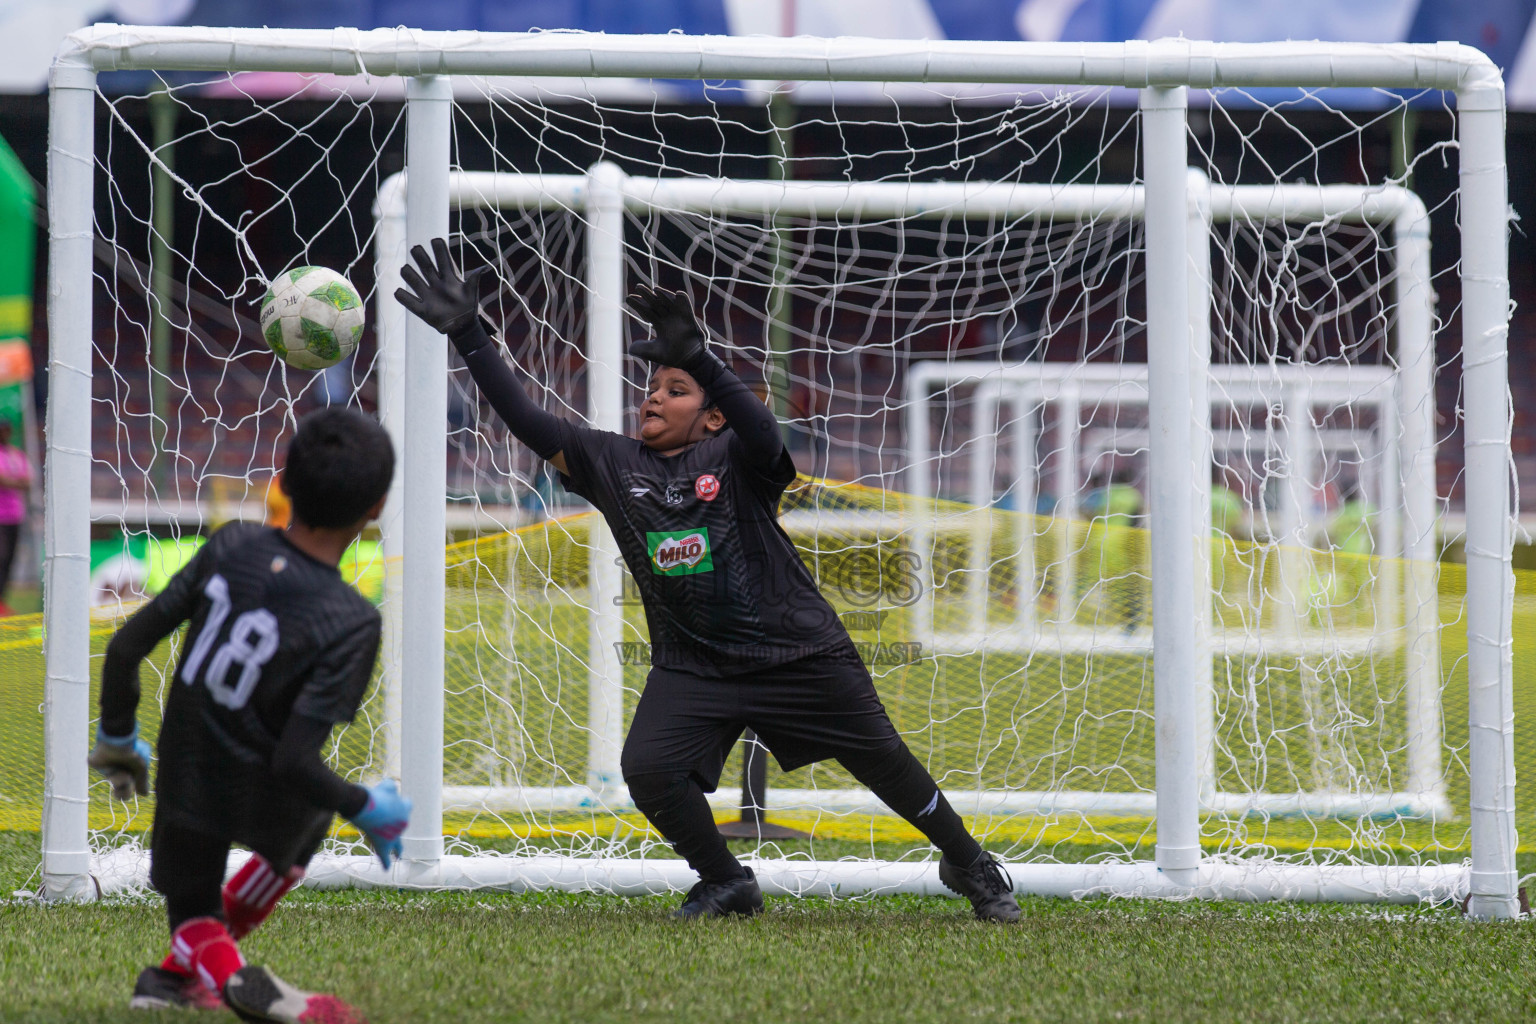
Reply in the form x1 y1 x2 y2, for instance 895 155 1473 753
647 528 713 576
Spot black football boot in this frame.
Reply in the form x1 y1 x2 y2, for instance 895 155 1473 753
673 867 765 919
939 851 1022 923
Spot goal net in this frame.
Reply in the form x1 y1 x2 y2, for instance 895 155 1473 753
29 30 1522 914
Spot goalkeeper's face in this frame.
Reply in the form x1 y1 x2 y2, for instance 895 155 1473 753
639 367 726 453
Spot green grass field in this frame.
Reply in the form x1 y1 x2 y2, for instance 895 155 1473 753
2 832 1536 1023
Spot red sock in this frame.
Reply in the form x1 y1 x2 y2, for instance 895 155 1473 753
159 951 192 978
222 855 301 941
171 917 244 995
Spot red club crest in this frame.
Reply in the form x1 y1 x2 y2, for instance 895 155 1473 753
695 474 720 501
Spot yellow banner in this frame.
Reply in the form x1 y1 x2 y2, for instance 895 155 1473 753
0 297 31 339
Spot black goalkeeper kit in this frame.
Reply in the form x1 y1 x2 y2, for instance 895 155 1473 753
386 246 995 893
453 319 985 879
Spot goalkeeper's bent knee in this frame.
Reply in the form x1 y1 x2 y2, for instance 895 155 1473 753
625 770 748 882
625 770 693 815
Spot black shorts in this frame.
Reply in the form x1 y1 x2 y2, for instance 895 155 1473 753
149 805 332 930
620 645 904 790
153 780 336 876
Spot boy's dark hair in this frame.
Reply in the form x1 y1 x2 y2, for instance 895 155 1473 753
698 385 722 434
283 407 395 529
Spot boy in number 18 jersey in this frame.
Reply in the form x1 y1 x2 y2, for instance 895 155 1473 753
89 408 412 1021
397 239 1019 923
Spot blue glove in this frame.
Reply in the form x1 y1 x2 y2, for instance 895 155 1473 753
347 779 412 870
87 725 152 802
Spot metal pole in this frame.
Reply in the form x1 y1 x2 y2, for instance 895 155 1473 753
1457 80 1518 921
768 0 797 428
1140 86 1200 885
51 30 1496 93
148 83 175 491
1279 383 1314 640
42 60 98 902
969 385 999 633
905 365 937 651
400 75 452 868
725 81 803 839
583 161 625 803
767 90 795 427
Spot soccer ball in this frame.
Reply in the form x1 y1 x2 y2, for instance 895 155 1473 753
259 266 365 370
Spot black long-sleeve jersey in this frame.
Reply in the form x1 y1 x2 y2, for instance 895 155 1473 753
555 422 850 675
100 522 378 847
450 323 854 676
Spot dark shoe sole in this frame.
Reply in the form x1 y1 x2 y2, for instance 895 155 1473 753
672 901 764 919
224 966 365 1024
968 901 1023 923
224 966 290 1023
129 994 179 1010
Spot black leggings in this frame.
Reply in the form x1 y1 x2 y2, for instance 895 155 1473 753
150 822 237 931
626 741 983 883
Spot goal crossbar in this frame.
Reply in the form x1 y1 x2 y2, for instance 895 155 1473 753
56 26 1497 92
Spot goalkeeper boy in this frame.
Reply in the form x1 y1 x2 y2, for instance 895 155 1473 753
89 407 412 1021
398 240 1019 922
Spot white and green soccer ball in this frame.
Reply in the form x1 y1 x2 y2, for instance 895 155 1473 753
259 266 365 370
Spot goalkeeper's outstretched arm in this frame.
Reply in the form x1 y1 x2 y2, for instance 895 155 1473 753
395 239 568 474
451 320 567 474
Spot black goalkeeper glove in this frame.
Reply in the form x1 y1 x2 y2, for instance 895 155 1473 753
395 237 493 353
627 285 726 389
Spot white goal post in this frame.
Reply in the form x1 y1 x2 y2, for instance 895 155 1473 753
42 29 1518 917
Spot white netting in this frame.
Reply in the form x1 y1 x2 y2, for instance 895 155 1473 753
17 68 1504 897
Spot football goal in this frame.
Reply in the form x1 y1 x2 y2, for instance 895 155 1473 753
37 29 1519 917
